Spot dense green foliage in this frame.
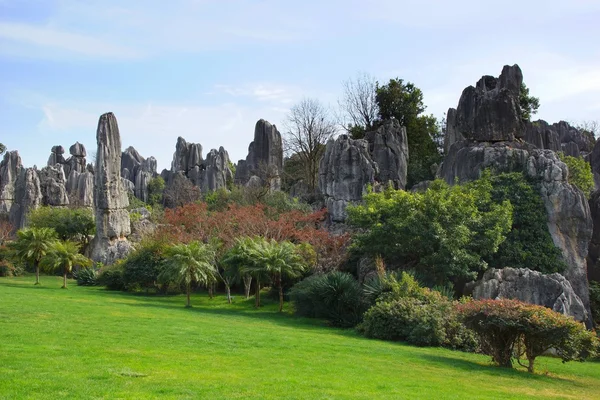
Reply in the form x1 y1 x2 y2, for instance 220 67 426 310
3 277 600 399
519 83 540 122
40 240 91 288
204 186 311 214
121 240 168 292
485 172 567 273
359 272 477 350
590 281 600 328
289 271 366 327
28 206 95 246
147 176 166 206
98 264 125 291
8 227 58 285
73 266 99 286
348 179 512 286
375 78 442 186
458 299 598 372
558 152 594 198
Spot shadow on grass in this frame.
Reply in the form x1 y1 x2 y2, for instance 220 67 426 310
417 353 580 384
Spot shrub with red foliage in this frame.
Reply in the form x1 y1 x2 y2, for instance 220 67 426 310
157 202 349 271
457 298 599 372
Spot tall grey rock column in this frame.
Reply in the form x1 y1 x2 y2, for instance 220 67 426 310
90 112 132 265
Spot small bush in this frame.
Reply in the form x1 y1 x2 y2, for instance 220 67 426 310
458 298 599 372
73 266 99 286
0 245 24 277
289 271 366 328
121 240 168 292
558 153 594 198
98 264 125 291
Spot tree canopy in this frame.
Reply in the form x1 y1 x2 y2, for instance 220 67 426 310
519 83 540 122
28 207 95 247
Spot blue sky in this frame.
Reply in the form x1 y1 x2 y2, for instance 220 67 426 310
1 0 599 171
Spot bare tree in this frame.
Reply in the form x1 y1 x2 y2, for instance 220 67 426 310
338 72 379 133
163 173 202 208
579 120 600 140
284 98 337 192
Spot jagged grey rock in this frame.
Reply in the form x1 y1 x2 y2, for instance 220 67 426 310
443 108 464 154
202 147 233 192
525 120 593 158
9 167 42 229
235 119 283 190
129 207 156 243
47 145 66 166
587 189 600 282
364 119 409 189
66 170 94 208
469 268 588 322
171 137 203 174
319 135 378 222
39 164 69 206
0 151 21 216
90 112 132 265
121 147 158 202
449 65 524 142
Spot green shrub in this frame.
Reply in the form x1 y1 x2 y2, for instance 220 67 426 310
558 153 594 199
98 264 125 291
289 271 366 327
359 276 477 350
458 298 599 372
121 240 168 292
73 266 99 286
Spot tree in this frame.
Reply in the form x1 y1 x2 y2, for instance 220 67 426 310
338 72 379 138
0 217 13 246
558 152 594 199
160 241 217 308
519 83 540 122
578 120 599 140
28 207 95 248
375 78 442 186
147 176 166 206
347 178 513 287
40 241 91 289
9 228 57 285
284 98 337 192
163 173 201 208
222 237 268 307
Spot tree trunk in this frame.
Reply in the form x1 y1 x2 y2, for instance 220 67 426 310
34 264 40 285
226 285 231 304
208 283 214 300
278 275 284 312
244 275 252 299
186 283 192 308
62 272 67 289
255 280 261 308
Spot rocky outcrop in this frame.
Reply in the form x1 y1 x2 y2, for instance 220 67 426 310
469 268 588 323
39 164 69 207
587 189 600 282
66 170 94 208
171 137 203 174
364 119 409 189
47 146 66 166
446 64 524 145
439 64 594 327
319 135 378 222
64 142 88 176
0 151 21 217
120 146 158 202
90 112 132 265
235 119 283 190
525 120 594 158
202 147 233 192
10 167 42 229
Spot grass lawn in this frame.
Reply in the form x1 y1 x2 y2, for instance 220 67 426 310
0 276 599 399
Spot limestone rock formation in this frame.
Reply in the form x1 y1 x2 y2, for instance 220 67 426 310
202 147 233 192
319 135 378 222
90 112 132 265
120 146 158 202
0 152 42 229
446 64 524 145
39 164 69 206
524 120 594 158
64 142 88 176
468 268 588 323
439 64 594 326
364 119 409 189
0 151 21 217
66 170 94 208
235 119 283 190
171 137 203 174
587 189 600 282
47 146 66 166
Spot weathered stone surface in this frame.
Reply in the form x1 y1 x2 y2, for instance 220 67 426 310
319 135 378 222
10 167 42 229
235 119 283 190
66 170 94 208
0 151 21 215
69 142 87 158
450 65 524 142
171 137 203 174
469 268 588 323
587 189 600 282
90 112 132 265
47 145 66 166
364 119 409 189
129 207 156 243
134 170 152 202
121 177 135 196
525 120 593 158
39 164 69 206
120 146 158 202
202 147 233 192
444 108 464 154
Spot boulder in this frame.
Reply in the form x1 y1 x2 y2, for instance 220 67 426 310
469 268 588 323
450 65 524 142
319 135 378 222
364 119 409 189
90 112 132 265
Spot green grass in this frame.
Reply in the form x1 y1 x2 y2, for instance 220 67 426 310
1 276 599 399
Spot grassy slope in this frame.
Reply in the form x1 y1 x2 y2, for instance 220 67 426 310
0 276 598 400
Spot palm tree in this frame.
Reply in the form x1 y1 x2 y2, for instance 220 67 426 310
9 228 57 285
222 237 268 308
40 241 91 288
160 241 217 308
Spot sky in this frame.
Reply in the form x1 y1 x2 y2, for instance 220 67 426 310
1 0 599 171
